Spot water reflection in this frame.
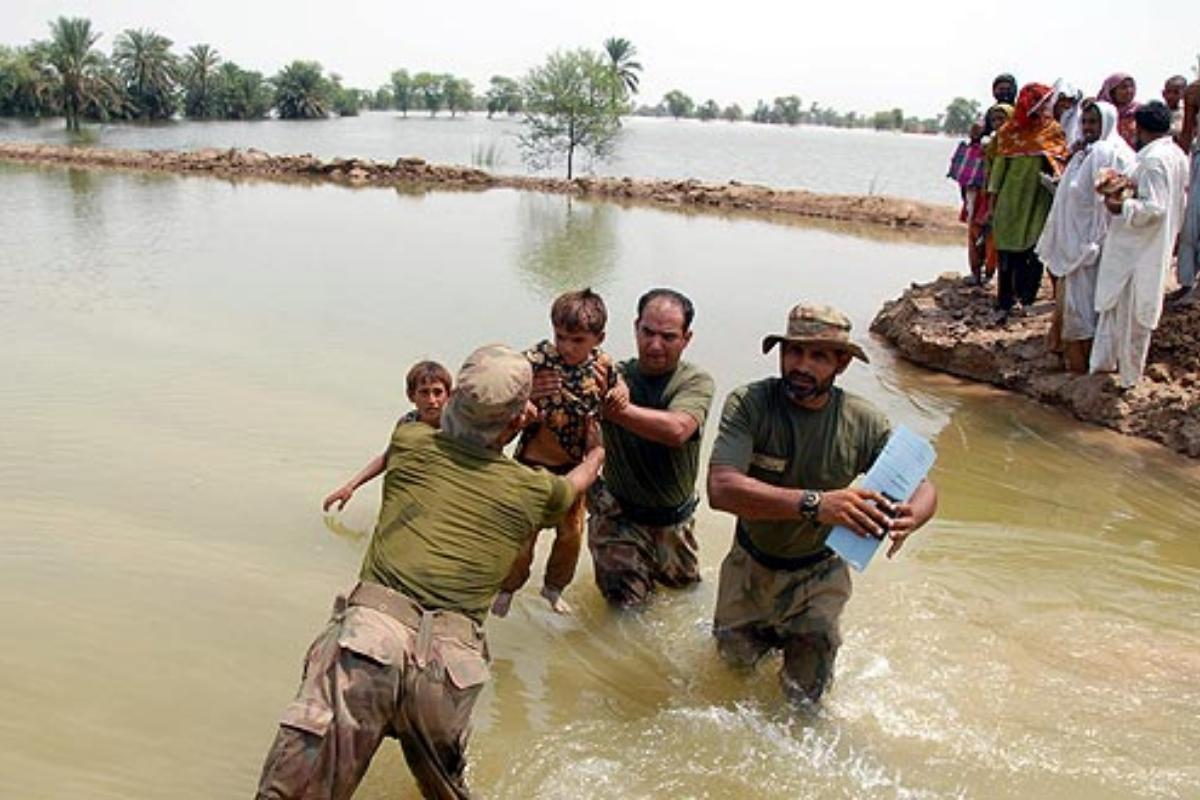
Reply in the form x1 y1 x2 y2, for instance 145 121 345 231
515 195 617 297
65 167 101 225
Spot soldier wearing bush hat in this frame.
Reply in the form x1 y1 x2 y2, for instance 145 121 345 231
707 303 938 705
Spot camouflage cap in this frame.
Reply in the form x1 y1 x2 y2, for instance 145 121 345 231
761 303 869 363
446 344 533 427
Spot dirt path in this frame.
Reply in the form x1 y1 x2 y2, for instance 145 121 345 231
0 141 963 236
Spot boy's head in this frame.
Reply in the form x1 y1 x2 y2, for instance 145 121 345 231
550 288 607 366
405 360 453 426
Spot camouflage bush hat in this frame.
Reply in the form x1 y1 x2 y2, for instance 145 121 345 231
445 344 533 428
761 303 869 363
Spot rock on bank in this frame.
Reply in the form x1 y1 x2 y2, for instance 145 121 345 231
871 275 1200 458
0 142 961 234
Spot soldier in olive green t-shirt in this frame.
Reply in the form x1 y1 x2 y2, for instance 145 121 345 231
361 422 576 624
257 346 604 800
588 289 715 607
707 304 937 706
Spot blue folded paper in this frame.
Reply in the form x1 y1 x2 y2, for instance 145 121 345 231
826 425 936 572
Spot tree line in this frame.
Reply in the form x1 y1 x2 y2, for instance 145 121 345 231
0 15 1001 180
0 16 637 130
642 91 975 135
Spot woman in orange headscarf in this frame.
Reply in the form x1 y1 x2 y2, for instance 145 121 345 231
986 83 1070 318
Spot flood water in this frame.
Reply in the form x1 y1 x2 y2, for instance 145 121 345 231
1 162 1198 799
0 112 961 205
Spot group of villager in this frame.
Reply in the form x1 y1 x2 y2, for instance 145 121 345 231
947 71 1197 386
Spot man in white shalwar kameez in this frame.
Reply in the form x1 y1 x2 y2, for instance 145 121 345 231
1090 102 1190 388
1036 100 1135 372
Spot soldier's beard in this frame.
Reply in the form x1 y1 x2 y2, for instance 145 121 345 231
783 370 834 403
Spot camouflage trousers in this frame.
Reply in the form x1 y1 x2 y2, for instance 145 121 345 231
712 538 851 704
586 481 701 607
256 582 490 800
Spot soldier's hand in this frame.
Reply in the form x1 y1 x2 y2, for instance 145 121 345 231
885 502 917 558
603 375 630 418
516 399 540 430
323 486 354 512
816 488 894 539
530 369 561 401
593 361 612 395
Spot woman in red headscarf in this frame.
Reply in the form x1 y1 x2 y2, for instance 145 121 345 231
986 83 1070 319
1097 73 1139 148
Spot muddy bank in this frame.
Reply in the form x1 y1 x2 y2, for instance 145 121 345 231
871 275 1200 457
0 142 961 234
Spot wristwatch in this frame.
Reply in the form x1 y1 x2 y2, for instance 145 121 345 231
798 490 822 521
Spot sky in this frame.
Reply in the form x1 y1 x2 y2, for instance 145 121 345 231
7 0 1199 118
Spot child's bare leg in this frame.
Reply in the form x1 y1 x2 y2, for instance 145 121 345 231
493 532 539 617
541 495 586 614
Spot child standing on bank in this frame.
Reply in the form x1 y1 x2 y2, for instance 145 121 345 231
492 289 614 616
947 121 991 284
322 360 452 512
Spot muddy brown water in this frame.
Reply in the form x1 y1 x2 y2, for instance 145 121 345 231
1 163 1197 799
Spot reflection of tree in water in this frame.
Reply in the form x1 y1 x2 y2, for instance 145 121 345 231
64 167 102 224
516 194 617 298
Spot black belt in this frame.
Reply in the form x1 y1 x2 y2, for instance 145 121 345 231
616 494 699 526
736 522 835 571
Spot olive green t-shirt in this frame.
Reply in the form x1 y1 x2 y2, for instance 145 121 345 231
600 358 715 510
709 379 891 559
360 423 575 623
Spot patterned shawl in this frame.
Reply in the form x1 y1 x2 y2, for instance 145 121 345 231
995 84 1070 169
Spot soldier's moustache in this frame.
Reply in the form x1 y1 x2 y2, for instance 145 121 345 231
783 370 832 402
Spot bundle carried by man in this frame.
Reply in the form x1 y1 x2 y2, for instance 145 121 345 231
1095 166 1135 201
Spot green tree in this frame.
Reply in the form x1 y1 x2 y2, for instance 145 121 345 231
601 36 641 108
182 44 221 119
485 75 522 117
519 48 621 179
696 99 719 121
750 99 770 123
113 28 178 119
273 60 331 119
214 62 271 119
370 85 393 110
943 97 980 135
390 69 412 116
44 16 113 130
771 95 802 125
721 103 743 122
412 72 444 115
872 108 905 130
0 45 56 116
329 74 363 117
662 89 693 119
443 75 472 117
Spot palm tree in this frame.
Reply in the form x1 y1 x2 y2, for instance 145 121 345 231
215 62 272 120
273 60 331 119
113 28 179 119
182 44 221 119
602 37 642 108
44 16 108 130
0 45 57 116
